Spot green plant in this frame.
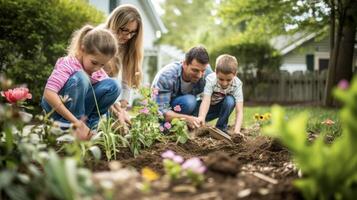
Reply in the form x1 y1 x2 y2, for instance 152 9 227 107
169 118 189 144
126 87 163 157
263 77 357 200
96 117 128 161
42 150 96 200
0 0 104 104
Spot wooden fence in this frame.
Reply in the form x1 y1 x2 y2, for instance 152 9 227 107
240 70 328 104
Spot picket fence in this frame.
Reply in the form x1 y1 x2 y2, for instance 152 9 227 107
240 70 328 104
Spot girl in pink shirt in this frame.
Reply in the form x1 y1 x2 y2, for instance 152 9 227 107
41 25 120 140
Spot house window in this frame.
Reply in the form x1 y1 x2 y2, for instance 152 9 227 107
109 0 119 12
318 59 329 71
306 54 314 71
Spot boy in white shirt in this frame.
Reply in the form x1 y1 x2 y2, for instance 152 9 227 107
198 54 243 134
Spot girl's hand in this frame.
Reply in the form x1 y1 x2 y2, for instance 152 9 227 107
73 120 92 141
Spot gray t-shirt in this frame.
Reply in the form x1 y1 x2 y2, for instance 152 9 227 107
180 76 193 94
203 73 243 105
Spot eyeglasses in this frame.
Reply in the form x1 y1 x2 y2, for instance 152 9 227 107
119 27 137 37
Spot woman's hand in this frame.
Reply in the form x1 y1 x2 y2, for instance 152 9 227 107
110 102 131 125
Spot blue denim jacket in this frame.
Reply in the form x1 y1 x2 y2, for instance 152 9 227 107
151 62 212 115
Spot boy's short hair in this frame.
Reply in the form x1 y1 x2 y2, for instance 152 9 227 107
215 54 238 74
185 46 209 65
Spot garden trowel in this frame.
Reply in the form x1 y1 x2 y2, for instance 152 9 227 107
196 125 233 144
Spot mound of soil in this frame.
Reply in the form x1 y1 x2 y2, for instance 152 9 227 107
91 131 302 200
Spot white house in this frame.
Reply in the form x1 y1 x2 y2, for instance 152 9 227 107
87 0 168 84
271 31 357 73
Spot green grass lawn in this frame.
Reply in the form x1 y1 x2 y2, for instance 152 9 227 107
209 105 341 136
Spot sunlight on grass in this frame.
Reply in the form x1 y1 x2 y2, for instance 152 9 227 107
207 105 341 136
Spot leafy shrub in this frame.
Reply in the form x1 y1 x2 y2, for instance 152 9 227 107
264 77 357 199
210 40 281 73
0 0 104 104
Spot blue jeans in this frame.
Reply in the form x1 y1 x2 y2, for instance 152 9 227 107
171 94 235 132
41 71 121 129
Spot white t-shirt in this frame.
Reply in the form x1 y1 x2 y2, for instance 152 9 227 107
203 73 243 105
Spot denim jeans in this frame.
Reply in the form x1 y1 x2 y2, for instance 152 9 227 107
41 71 120 129
170 94 235 132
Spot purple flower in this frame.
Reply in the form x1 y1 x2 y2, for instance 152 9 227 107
164 122 171 129
161 150 175 159
159 126 164 132
158 111 163 116
338 79 349 90
140 99 148 106
182 157 206 174
173 105 182 112
139 107 149 114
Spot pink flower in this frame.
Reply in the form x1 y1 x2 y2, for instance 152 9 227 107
182 157 206 174
159 126 164 132
152 88 159 96
161 150 175 159
140 99 148 106
164 122 171 129
338 79 349 90
173 155 184 163
1 87 32 104
173 105 182 112
139 107 149 114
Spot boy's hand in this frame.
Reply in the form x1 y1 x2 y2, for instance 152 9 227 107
198 116 206 126
185 116 202 129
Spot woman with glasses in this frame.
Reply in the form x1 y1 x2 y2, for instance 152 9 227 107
103 4 144 126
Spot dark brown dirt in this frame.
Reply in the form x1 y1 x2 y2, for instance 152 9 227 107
91 132 302 200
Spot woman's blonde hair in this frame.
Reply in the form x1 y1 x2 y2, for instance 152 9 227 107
67 25 118 59
105 4 143 88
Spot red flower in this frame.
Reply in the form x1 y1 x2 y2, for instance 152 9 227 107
1 87 32 104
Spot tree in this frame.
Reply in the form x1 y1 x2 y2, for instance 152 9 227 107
219 0 357 106
157 0 218 51
0 0 104 104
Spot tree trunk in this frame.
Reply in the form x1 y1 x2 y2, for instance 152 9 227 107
323 1 357 106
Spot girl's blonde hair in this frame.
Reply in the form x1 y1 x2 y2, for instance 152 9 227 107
67 25 118 59
105 4 143 88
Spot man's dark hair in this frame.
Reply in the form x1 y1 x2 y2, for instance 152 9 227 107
185 46 209 65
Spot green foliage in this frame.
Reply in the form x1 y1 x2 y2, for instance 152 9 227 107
169 118 189 144
263 77 357 199
157 0 219 50
96 117 129 161
126 87 163 157
210 39 281 72
219 0 329 36
43 150 96 200
0 0 104 103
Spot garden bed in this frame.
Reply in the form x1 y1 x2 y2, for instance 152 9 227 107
91 128 301 200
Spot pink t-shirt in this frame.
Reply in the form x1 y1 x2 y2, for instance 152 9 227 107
45 56 108 93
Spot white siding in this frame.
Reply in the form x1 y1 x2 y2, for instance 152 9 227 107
88 0 109 14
